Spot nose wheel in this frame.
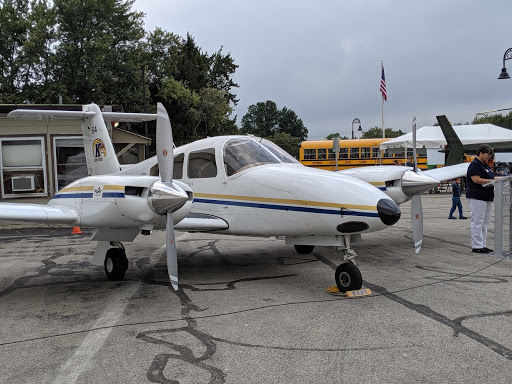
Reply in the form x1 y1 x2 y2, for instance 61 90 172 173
334 262 362 292
104 248 128 281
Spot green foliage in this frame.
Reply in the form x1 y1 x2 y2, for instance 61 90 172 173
362 127 404 139
241 100 308 142
326 133 349 140
472 111 512 130
0 1 240 148
266 132 301 158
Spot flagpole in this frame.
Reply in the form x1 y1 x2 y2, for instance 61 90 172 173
381 58 385 138
382 97 385 138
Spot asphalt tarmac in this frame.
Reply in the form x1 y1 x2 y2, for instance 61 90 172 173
1 194 512 384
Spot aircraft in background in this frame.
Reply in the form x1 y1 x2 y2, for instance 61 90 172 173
1 104 405 292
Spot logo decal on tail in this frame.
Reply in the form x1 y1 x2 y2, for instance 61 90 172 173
93 138 106 161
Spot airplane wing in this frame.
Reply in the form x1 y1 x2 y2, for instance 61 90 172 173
421 163 469 182
174 213 228 231
0 203 79 224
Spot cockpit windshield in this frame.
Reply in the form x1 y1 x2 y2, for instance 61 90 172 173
260 138 299 164
223 138 279 176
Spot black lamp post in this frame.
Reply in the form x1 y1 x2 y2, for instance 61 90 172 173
498 48 512 79
351 118 362 139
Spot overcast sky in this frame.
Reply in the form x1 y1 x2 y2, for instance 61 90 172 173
134 0 512 140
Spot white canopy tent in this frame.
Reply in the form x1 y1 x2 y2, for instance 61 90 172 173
380 124 512 150
380 124 512 164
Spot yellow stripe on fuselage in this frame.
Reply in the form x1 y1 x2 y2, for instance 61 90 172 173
194 192 376 211
369 181 386 187
60 186 94 192
103 185 125 191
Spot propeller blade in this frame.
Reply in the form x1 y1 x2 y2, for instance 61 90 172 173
156 102 173 185
166 212 179 290
411 194 423 253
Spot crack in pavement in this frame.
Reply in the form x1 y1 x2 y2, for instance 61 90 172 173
314 252 512 361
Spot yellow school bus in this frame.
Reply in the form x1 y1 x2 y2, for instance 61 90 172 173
300 138 430 171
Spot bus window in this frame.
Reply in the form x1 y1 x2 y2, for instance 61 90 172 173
417 148 426 156
372 147 380 158
304 149 316 160
406 148 414 157
383 149 393 158
350 148 359 159
318 148 327 160
361 147 371 158
339 148 348 159
395 149 405 158
327 148 336 159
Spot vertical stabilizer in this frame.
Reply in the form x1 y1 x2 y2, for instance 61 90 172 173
82 104 121 175
436 115 464 166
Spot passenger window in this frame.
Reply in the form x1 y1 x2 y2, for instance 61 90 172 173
317 148 327 160
173 153 184 179
361 147 371 158
371 147 380 158
339 148 348 159
350 148 359 159
188 148 217 178
303 148 316 160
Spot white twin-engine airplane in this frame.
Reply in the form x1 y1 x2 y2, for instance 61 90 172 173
0 104 467 292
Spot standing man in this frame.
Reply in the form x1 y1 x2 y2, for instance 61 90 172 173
448 178 467 219
466 144 495 253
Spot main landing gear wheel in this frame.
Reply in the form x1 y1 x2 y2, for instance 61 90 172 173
104 248 128 281
335 262 362 292
294 245 315 254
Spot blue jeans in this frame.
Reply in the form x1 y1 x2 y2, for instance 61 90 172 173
449 196 463 217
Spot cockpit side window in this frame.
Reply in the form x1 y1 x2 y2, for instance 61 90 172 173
260 138 299 163
223 138 279 176
173 153 184 179
188 148 217 178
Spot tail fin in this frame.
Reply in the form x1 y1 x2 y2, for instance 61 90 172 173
81 104 120 175
8 103 158 176
436 115 464 166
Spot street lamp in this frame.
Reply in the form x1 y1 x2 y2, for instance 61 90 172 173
498 48 512 79
351 118 362 139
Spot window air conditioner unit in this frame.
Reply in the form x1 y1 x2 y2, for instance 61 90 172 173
11 175 35 192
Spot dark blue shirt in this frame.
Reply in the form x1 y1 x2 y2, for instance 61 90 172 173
466 158 494 201
452 181 461 197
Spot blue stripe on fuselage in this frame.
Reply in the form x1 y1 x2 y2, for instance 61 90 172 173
53 193 93 199
192 198 379 218
102 192 125 198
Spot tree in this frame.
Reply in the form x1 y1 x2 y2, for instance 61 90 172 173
52 0 145 106
0 1 240 148
362 127 404 139
472 111 512 130
144 29 239 146
241 100 308 142
267 132 301 158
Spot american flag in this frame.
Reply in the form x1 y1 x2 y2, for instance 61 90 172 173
380 61 387 102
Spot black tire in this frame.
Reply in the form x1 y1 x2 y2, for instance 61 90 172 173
104 248 128 281
335 262 362 292
294 245 315 254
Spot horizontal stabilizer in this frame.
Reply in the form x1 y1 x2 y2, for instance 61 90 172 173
0 203 78 224
8 109 158 123
7 109 95 120
102 112 157 122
